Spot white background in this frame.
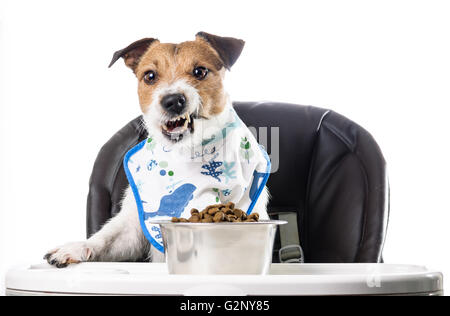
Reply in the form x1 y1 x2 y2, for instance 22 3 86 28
1 0 449 295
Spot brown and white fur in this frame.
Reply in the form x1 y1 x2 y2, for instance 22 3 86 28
44 32 269 268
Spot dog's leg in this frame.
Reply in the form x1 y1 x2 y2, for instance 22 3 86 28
149 245 165 263
44 187 153 268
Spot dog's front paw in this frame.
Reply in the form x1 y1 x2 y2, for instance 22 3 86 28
44 242 93 268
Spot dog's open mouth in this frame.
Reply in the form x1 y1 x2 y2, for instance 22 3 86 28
161 112 195 141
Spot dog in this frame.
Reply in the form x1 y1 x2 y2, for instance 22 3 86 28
44 32 269 268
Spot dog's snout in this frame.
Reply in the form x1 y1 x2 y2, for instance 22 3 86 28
161 94 187 114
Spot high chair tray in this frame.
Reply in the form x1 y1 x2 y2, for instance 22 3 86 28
5 262 443 296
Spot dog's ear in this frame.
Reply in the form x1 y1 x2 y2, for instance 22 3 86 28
108 38 159 71
196 32 245 69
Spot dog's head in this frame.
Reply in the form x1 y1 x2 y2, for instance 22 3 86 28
109 32 245 145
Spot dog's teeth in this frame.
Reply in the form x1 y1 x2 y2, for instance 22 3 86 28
162 125 168 131
183 119 189 128
186 113 191 123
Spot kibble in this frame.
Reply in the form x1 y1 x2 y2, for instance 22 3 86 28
213 212 225 222
248 213 260 221
189 214 201 223
202 216 214 223
207 208 220 215
171 202 260 223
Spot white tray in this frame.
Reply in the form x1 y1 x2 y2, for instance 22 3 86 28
5 262 443 296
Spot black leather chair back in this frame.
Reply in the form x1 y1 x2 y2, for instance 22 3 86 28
87 102 389 263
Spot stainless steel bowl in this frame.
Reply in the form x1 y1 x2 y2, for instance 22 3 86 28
150 220 287 275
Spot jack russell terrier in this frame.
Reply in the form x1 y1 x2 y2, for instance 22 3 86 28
44 32 270 268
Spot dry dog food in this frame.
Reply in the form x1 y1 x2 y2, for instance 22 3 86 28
171 202 260 223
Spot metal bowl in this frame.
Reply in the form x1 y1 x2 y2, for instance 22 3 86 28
150 220 287 275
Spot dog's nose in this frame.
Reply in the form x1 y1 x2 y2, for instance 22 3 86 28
161 94 187 114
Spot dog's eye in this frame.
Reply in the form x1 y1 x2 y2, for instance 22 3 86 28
143 70 157 85
193 67 209 80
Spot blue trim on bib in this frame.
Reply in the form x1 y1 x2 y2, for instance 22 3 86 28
246 146 271 215
123 140 165 253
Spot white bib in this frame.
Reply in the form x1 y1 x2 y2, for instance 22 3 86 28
123 108 271 253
